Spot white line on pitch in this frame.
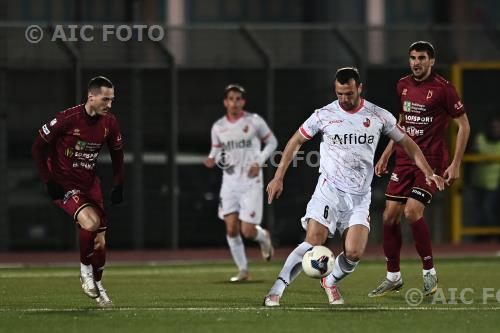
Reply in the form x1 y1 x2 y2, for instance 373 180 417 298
1 306 499 313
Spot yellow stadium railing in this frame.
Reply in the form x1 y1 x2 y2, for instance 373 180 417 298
450 62 500 243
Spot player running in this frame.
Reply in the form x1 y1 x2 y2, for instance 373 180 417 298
31 76 124 307
263 67 444 307
204 84 278 282
368 41 470 298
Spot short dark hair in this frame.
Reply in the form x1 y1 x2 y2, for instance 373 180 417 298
335 67 361 86
224 84 246 99
409 41 435 59
88 76 114 93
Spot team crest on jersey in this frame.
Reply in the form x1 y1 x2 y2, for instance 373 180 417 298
403 101 412 112
75 140 87 151
73 128 80 136
65 148 74 157
363 118 370 128
402 88 407 96
242 125 249 133
426 90 433 99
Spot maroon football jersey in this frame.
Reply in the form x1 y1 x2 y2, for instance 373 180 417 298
394 72 465 166
38 104 123 190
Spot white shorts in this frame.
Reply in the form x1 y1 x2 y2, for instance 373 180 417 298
218 181 263 224
301 174 371 237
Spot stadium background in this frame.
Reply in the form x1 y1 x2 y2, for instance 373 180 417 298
0 0 499 252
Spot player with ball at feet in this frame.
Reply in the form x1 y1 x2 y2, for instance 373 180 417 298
263 67 445 307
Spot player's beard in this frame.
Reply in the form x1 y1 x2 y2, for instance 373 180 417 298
412 66 429 80
341 96 360 111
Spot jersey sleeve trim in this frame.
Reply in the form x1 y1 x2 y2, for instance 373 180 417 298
299 126 312 140
38 130 50 142
260 132 273 142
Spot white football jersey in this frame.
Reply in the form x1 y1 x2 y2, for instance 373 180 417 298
209 111 274 185
300 99 405 195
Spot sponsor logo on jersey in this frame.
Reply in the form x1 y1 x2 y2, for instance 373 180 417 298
221 139 252 150
405 126 424 137
404 114 434 124
73 128 80 136
50 118 57 126
250 211 256 218
42 124 50 135
329 133 375 145
75 140 87 151
403 101 412 112
328 119 343 124
426 90 433 99
390 173 399 182
402 88 407 96
363 118 370 128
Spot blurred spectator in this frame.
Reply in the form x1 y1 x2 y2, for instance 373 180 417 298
471 116 500 227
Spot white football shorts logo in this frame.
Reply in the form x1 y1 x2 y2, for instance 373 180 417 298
390 173 399 182
42 124 50 135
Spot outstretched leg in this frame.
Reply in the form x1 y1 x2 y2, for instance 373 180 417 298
264 219 327 307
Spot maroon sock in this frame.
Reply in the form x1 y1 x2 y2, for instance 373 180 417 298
383 224 402 272
92 247 106 282
79 229 97 265
409 218 434 270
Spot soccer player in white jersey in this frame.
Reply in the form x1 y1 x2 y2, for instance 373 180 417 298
263 68 445 306
204 84 278 282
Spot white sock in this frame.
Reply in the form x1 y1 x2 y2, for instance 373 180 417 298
423 267 436 276
387 271 402 282
253 225 267 244
95 280 104 290
269 241 312 297
80 263 92 275
325 252 358 287
226 235 248 272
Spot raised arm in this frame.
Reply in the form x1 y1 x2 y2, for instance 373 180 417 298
266 130 308 204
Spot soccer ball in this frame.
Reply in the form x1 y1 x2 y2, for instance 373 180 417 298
302 245 335 278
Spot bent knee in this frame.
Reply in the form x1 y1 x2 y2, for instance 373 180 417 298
77 209 101 232
94 235 106 250
403 208 422 223
382 210 401 225
344 249 363 262
240 229 253 239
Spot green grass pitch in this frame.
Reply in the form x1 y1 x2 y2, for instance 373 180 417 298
1 258 500 332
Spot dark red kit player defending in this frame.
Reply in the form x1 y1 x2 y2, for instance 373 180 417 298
31 76 124 307
368 41 470 297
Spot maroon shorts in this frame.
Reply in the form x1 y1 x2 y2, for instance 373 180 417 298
385 162 445 205
53 178 107 232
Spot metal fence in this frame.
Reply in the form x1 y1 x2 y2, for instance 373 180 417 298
1 23 499 251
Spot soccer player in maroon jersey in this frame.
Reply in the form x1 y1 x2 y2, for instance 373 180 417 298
368 41 470 297
31 76 124 307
